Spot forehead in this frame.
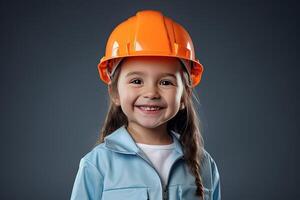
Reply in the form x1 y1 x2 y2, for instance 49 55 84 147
119 56 183 74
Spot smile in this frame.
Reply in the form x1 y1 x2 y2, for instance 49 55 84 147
138 106 162 111
136 105 164 114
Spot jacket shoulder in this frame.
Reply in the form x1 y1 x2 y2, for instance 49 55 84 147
79 143 111 175
200 149 220 191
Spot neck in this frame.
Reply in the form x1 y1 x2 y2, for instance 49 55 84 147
126 123 173 145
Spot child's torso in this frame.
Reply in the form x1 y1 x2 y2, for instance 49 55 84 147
82 126 215 200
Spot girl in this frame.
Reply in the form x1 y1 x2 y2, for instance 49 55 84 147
71 10 221 200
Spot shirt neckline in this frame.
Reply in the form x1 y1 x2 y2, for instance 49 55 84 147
136 141 175 150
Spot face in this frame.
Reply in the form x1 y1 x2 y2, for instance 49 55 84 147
111 56 185 131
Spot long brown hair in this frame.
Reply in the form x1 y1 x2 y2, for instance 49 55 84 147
96 58 205 199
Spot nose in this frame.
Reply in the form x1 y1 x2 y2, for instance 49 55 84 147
143 84 161 99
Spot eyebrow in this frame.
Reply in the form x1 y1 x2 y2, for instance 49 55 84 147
125 71 177 79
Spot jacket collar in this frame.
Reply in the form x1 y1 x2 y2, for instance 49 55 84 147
104 125 184 156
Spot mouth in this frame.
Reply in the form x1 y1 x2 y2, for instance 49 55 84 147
135 105 165 113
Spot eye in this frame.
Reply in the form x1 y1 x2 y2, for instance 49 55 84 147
130 79 142 84
160 80 174 86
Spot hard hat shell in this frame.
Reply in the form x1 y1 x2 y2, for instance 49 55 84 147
98 10 204 87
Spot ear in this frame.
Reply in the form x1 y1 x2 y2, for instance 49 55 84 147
108 85 120 106
180 99 185 110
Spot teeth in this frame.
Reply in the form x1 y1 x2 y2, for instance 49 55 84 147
139 106 161 111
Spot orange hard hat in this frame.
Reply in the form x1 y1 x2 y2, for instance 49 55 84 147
97 10 204 87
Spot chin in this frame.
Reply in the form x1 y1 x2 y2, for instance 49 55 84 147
136 121 167 129
139 124 161 129
128 120 156 128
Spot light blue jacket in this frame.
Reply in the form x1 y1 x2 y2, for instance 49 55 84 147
70 125 221 200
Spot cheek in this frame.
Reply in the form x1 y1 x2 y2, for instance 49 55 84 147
175 85 184 100
117 83 128 101
165 89 182 106
118 88 136 105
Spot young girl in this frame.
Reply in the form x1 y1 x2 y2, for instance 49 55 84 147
71 10 221 200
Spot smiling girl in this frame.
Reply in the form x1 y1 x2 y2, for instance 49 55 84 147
70 10 221 200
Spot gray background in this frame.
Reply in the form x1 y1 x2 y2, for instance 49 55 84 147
1 0 299 199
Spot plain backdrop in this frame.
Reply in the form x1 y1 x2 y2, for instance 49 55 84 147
1 0 299 199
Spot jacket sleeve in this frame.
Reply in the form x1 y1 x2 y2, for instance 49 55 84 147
70 158 104 200
211 158 221 200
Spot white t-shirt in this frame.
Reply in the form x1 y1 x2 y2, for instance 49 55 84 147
136 140 176 187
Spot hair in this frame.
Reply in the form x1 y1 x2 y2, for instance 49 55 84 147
95 57 205 199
